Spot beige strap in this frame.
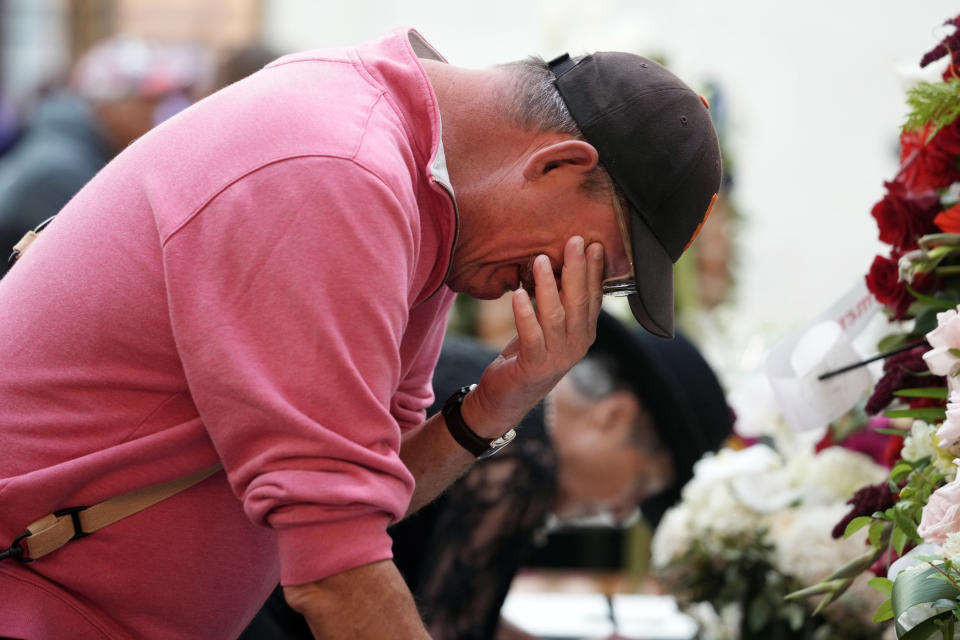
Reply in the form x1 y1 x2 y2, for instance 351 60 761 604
19 464 223 561
10 230 38 259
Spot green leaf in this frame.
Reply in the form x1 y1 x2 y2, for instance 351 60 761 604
900 612 953 640
892 564 960 637
903 78 960 138
906 285 960 311
894 388 950 399
887 506 922 543
786 604 805 631
870 577 895 596
893 527 909 556
914 308 943 336
891 462 916 483
870 520 886 547
844 516 874 538
876 427 911 436
931 598 960 610
747 595 771 631
884 408 947 422
873 598 894 622
878 333 911 353
935 265 960 276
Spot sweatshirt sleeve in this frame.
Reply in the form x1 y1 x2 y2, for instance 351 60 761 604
161 155 425 585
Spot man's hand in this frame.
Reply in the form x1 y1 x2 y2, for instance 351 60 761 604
462 236 604 437
400 236 602 515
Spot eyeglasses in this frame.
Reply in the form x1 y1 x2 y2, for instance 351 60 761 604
602 184 638 297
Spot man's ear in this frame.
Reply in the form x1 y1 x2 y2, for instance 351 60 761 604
590 391 640 438
522 139 600 182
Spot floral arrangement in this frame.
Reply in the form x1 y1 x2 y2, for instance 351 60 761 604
792 14 960 639
650 442 889 639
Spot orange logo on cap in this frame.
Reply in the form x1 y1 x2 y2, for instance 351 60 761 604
684 193 718 251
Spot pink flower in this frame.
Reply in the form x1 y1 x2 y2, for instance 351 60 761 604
939 391 960 452
924 309 960 376
918 473 960 542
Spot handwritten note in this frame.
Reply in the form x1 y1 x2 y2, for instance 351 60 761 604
764 282 880 432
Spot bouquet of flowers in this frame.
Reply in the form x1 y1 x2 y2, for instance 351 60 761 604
651 441 889 639
790 14 960 639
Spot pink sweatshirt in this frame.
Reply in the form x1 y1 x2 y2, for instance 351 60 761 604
0 29 457 639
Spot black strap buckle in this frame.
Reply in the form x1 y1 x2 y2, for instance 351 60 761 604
54 505 90 541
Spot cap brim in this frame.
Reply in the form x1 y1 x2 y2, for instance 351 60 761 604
626 207 675 338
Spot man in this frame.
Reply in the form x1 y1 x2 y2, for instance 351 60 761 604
0 36 196 274
0 28 720 639
242 311 734 639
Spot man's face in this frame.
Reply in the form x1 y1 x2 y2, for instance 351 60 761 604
548 376 668 525
444 182 631 301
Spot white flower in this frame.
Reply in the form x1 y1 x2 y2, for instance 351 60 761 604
799 447 888 505
924 308 960 377
690 445 781 484
901 420 960 481
768 503 869 588
651 505 692 568
899 249 929 284
943 532 960 560
902 420 942 463
678 447 774 543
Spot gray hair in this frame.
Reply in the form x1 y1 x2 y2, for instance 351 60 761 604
499 56 612 200
566 353 663 453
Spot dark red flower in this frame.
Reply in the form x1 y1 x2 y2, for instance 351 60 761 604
864 343 942 414
832 482 897 539
871 181 942 250
920 15 960 80
864 252 934 319
936 202 960 233
898 121 960 192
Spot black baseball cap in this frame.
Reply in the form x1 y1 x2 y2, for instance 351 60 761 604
549 53 722 338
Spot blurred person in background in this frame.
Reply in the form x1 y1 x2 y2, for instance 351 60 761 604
242 310 734 640
0 98 21 156
212 42 283 92
0 35 197 273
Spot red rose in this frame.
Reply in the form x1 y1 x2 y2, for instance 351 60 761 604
898 120 960 192
871 181 941 250
864 252 934 319
936 202 960 233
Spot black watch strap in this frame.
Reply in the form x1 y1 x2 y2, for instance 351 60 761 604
441 384 516 458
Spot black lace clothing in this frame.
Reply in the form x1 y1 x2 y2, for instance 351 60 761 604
394 404 555 639
239 334 557 640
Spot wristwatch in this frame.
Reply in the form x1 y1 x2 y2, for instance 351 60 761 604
441 384 517 458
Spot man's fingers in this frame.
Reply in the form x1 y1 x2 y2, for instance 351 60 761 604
531 254 565 347
511 286 544 359
559 236 590 335
586 242 604 323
